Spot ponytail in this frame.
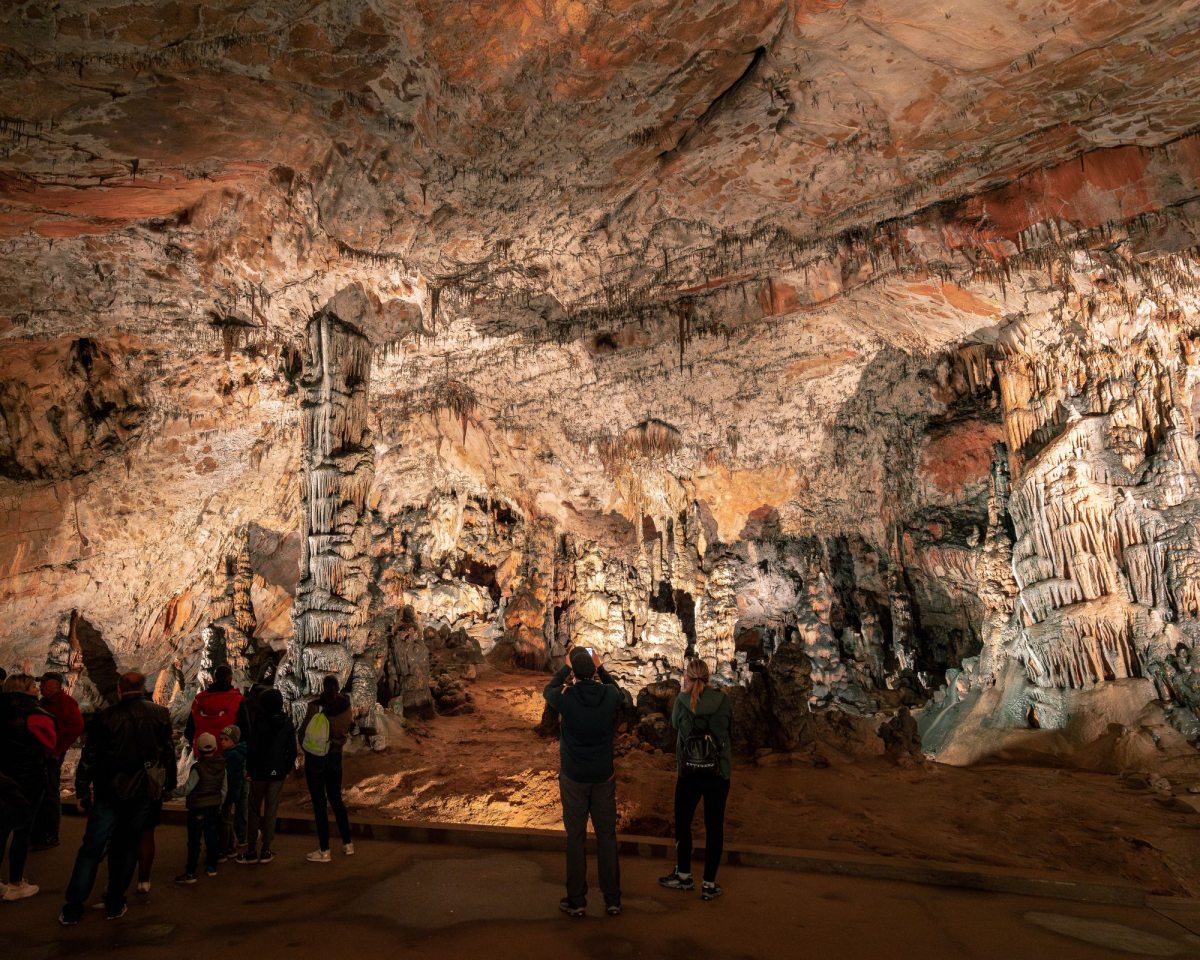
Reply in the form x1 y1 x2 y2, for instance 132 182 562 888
684 658 710 712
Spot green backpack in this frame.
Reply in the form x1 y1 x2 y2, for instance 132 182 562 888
302 709 331 757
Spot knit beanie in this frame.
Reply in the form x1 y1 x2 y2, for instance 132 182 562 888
196 732 218 754
221 724 241 744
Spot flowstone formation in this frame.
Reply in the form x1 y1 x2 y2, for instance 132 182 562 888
1 0 1200 772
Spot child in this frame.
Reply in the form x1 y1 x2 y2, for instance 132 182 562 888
218 725 248 860
174 732 226 883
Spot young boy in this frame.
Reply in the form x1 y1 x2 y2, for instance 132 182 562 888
218 725 248 860
175 732 227 883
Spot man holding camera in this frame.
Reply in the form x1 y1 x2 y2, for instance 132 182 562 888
542 646 623 918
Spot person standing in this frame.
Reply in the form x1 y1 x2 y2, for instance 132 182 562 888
174 732 226 883
184 664 243 754
298 675 354 862
658 658 733 902
217 725 248 859
59 672 176 924
238 688 296 864
0 674 55 900
542 647 623 917
33 672 85 850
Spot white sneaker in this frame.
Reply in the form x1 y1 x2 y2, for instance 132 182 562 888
2 880 39 901
306 849 331 863
343 843 355 856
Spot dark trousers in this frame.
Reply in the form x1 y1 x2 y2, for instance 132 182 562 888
247 780 284 853
33 756 63 845
0 775 39 884
304 751 350 851
559 773 620 908
185 806 222 873
220 781 247 852
674 773 731 882
61 795 153 921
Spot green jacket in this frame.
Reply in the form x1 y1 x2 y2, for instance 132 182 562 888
671 686 732 780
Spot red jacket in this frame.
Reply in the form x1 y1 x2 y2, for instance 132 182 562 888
40 690 85 758
188 686 244 754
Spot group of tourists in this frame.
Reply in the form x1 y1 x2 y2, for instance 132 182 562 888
2 647 731 924
0 663 356 925
544 647 732 917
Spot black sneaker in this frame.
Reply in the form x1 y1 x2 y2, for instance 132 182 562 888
658 869 695 891
174 873 197 885
58 911 80 927
235 850 258 865
606 904 622 916
106 904 128 921
701 881 723 901
558 898 585 918
258 850 274 864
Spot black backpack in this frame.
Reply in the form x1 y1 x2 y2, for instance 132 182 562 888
681 712 720 775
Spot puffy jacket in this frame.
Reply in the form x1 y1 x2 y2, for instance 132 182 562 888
182 754 227 810
76 695 177 800
0 692 55 785
246 710 297 781
40 689 85 757
186 684 244 754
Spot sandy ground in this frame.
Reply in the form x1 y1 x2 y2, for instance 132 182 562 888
278 668 1200 897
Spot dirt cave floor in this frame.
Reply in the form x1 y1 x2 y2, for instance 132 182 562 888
274 668 1200 897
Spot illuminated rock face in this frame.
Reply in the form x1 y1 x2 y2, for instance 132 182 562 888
1 1 1200 760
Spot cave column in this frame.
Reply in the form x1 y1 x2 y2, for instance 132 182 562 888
282 303 375 711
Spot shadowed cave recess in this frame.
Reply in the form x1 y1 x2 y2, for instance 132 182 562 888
3 0 1200 885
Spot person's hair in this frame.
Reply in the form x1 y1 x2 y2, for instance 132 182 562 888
260 688 284 714
41 671 64 687
117 671 146 698
213 664 234 684
3 673 36 694
319 674 342 707
685 658 710 711
0 667 7 683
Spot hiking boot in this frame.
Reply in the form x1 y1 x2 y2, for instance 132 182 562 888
236 850 259 865
701 881 723 901
106 904 128 921
258 850 274 864
558 898 585 918
657 869 694 891
1 880 38 901
343 842 355 856
174 873 197 885
306 849 331 863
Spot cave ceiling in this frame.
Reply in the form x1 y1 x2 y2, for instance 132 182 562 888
4 1 1200 671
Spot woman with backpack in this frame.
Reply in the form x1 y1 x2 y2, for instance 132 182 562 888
297 675 354 862
658 658 732 902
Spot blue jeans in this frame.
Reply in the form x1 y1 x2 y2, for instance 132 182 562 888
61 795 153 920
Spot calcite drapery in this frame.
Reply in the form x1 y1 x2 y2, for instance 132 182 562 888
279 295 375 714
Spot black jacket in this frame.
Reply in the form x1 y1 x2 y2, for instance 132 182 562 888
76 695 177 800
246 710 298 781
0 691 54 786
543 665 622 783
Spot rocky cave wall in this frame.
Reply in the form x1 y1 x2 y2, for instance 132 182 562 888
2 0 1200 764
